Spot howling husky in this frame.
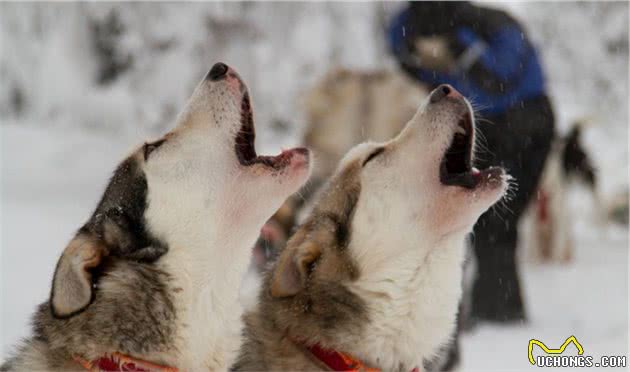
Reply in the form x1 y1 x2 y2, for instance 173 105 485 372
233 85 508 371
1 63 311 371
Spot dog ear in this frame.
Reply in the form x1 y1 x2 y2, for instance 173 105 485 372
50 233 109 318
270 240 321 298
50 208 140 318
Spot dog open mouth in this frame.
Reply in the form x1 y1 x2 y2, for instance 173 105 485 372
440 111 503 189
235 93 307 169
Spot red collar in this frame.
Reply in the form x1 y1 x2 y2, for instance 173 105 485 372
73 352 178 372
300 342 419 372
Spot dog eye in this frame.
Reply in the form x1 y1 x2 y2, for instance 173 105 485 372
363 147 385 166
143 139 166 161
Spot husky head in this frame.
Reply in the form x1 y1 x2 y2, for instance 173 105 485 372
271 84 506 297
259 85 507 370
50 63 311 319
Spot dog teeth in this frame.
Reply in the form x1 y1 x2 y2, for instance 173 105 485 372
455 126 467 135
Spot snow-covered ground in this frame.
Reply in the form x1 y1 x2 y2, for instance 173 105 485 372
1 2 628 370
463 211 629 371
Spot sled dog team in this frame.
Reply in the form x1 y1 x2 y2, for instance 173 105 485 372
1 63 508 371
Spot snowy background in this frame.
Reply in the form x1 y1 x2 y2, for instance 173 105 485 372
1 2 628 370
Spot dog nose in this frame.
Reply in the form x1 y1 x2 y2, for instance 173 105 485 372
430 84 461 103
206 62 229 81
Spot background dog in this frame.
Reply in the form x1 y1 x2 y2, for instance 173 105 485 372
520 123 599 263
233 85 508 371
303 68 428 186
0 63 311 371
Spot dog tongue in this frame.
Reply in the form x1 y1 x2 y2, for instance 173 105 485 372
472 167 480 175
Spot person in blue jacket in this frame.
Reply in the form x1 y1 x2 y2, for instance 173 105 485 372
388 2 556 325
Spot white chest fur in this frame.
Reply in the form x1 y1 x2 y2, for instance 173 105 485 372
156 232 256 371
348 238 466 371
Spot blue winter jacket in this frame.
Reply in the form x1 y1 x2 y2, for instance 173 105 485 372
388 7 546 115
